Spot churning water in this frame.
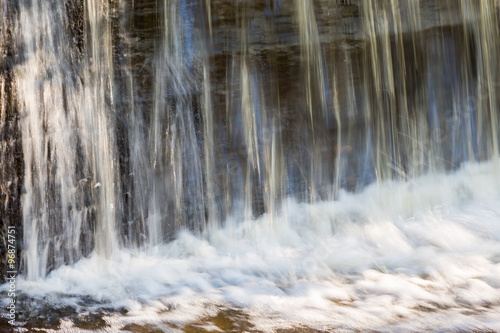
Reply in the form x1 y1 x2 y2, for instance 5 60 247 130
1 0 500 332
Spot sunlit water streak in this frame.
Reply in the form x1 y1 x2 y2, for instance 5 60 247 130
1 0 500 331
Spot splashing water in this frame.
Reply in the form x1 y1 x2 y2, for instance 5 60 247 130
1 0 500 331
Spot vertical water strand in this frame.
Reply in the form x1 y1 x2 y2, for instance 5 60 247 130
458 0 478 165
356 3 378 188
182 0 206 232
17 0 87 279
18 0 46 281
295 0 327 126
295 0 327 203
120 0 137 247
390 0 409 179
381 1 400 179
361 0 382 182
405 0 424 179
426 1 449 175
261 70 285 226
202 61 218 228
223 20 241 228
177 0 206 233
150 0 182 244
148 0 169 246
239 3 260 223
331 53 342 197
262 114 282 226
393 0 424 181
254 2 285 225
83 0 119 258
444 0 477 169
478 1 500 165
460 0 499 166
224 55 234 225
362 0 434 182
117 0 149 248
200 1 219 229
364 1 396 182
152 0 205 238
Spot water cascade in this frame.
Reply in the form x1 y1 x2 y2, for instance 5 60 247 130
1 0 500 331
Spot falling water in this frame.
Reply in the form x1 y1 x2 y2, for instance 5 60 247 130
16 0 87 280
2 0 500 331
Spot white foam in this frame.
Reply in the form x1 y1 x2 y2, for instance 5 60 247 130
4 160 500 331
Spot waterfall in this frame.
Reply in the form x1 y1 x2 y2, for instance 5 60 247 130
12 0 121 280
16 0 88 280
2 1 500 330
3 0 499 280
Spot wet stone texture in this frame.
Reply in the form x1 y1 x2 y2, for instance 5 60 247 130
0 0 22 284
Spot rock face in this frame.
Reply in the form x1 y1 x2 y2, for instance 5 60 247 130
0 0 498 280
0 1 22 283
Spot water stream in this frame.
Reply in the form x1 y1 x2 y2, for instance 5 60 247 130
1 0 500 331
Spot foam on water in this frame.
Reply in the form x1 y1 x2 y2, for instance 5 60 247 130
4 160 500 332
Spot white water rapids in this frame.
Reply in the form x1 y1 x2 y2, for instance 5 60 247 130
2 0 500 331
4 160 500 332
